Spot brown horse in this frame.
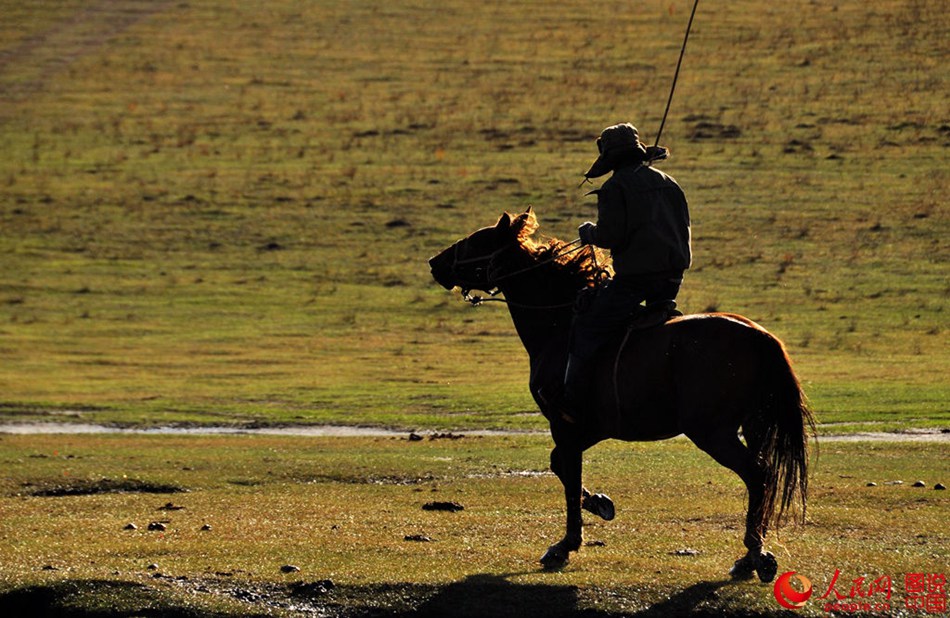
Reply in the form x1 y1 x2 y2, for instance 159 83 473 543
428 208 816 581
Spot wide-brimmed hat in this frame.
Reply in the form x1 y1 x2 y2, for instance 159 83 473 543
584 123 668 179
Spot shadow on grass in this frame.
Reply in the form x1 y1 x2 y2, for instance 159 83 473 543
0 579 269 618
371 573 605 618
27 478 187 497
1 575 783 617
627 580 772 618
354 574 766 618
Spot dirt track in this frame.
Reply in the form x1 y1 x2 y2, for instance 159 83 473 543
0 422 947 442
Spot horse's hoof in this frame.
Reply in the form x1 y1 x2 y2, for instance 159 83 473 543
582 493 615 521
540 545 570 571
755 551 778 583
729 557 756 580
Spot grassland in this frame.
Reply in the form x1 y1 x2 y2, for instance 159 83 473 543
0 0 946 432
0 1 947 615
0 433 947 616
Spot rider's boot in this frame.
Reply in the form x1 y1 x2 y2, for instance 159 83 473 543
558 353 593 424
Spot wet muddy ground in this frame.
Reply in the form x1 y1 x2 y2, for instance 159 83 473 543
1 422 948 443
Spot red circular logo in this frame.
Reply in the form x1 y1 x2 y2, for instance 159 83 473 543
774 571 813 610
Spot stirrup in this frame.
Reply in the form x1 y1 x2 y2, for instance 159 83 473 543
536 384 580 424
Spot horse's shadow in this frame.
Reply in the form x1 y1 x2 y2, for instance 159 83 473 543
631 580 741 617
392 572 599 618
387 573 737 617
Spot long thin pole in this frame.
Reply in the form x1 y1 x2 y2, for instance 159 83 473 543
654 0 700 147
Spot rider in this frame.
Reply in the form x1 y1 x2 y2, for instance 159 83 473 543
560 122 692 424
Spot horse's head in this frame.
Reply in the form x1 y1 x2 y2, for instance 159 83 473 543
428 208 539 293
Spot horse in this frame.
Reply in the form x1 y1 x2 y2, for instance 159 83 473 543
428 207 816 581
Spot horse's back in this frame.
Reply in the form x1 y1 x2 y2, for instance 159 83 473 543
667 312 780 383
606 312 780 440
668 311 770 333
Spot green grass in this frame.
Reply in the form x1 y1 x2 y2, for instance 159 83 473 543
0 433 946 616
0 0 946 432
0 1 947 612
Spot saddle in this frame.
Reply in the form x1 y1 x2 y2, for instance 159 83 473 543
536 300 683 425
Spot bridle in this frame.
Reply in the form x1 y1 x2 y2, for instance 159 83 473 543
448 240 513 296
447 237 600 308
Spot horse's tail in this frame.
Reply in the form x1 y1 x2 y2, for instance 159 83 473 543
748 332 817 530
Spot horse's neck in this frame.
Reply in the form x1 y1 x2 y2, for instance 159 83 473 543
508 305 572 360
499 275 575 362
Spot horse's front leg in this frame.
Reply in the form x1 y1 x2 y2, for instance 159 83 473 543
582 488 616 521
541 446 583 570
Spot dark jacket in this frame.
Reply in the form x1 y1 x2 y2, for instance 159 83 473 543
587 162 691 276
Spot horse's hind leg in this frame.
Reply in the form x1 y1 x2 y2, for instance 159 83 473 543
688 430 776 582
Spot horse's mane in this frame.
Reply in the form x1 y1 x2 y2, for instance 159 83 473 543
517 234 610 291
490 210 609 295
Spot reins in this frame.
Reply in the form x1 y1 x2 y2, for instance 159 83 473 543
492 239 585 283
457 239 602 309
462 290 577 310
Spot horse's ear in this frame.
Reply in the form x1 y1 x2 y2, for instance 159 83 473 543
495 212 512 230
511 207 539 241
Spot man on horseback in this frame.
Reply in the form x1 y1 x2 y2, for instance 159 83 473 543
559 122 692 424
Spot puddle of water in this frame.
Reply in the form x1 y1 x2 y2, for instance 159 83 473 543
0 422 534 438
817 431 949 443
0 422 403 437
0 423 946 442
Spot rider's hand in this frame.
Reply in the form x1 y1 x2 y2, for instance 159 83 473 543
578 221 596 245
